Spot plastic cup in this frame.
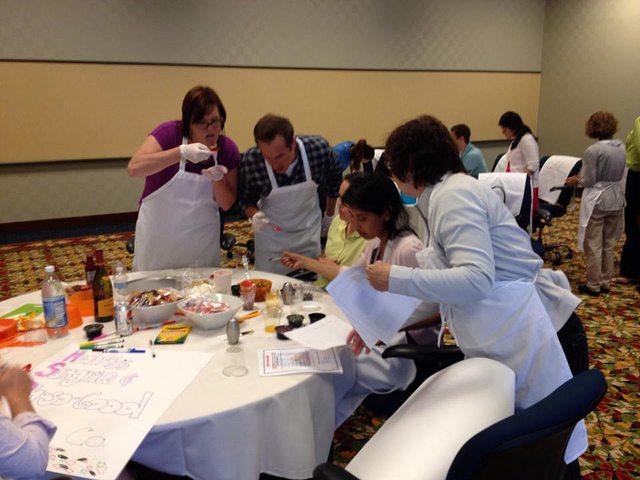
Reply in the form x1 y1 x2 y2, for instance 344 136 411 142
66 303 83 329
213 269 233 294
222 346 248 377
240 282 256 311
264 291 282 332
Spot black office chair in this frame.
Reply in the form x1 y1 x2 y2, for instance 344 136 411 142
313 369 606 480
533 155 582 265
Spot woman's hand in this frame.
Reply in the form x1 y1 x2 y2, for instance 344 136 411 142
346 329 370 356
565 175 580 187
366 261 392 291
280 251 306 270
0 366 32 400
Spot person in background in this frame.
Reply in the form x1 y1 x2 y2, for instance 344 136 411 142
279 173 366 289
343 139 375 177
282 173 424 425
365 115 587 476
127 85 240 271
499 111 540 208
565 112 626 296
616 115 640 286
238 114 342 274
450 124 487 178
0 365 56 478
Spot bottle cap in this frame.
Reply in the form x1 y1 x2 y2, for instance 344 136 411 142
45 265 55 273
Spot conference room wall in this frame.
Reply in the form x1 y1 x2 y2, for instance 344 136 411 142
538 0 640 157
0 0 544 224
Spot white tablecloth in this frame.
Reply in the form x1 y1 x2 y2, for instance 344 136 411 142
0 270 353 480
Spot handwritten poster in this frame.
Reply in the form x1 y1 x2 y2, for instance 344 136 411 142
29 345 212 480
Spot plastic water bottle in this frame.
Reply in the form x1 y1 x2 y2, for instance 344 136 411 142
42 265 69 338
113 265 133 336
113 264 128 304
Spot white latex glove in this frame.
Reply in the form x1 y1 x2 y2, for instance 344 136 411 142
249 211 270 233
179 143 212 164
201 165 228 181
321 213 334 236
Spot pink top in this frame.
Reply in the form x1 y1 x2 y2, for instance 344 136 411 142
351 233 424 269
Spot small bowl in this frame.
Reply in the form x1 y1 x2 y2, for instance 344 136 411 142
286 314 304 328
83 323 104 340
251 279 272 302
178 294 243 330
308 313 326 324
275 325 293 340
230 284 241 297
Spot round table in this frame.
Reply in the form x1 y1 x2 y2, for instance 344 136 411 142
0 269 355 480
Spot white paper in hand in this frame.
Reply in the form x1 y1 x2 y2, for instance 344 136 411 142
327 267 422 348
284 314 352 350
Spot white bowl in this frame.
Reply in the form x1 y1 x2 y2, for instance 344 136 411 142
132 302 180 326
178 294 243 330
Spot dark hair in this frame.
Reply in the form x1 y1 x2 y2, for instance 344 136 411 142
374 152 392 177
385 115 465 187
585 111 618 140
341 173 414 240
348 139 375 172
498 111 532 149
181 86 227 138
450 124 471 144
253 114 295 145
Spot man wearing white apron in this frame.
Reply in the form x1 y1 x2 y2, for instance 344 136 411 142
128 86 240 271
238 114 343 274
566 118 627 296
365 116 588 472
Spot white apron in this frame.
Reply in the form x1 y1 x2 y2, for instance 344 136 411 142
254 138 321 274
414 182 587 462
577 181 618 251
133 138 220 271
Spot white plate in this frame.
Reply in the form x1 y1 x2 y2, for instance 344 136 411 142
302 301 322 311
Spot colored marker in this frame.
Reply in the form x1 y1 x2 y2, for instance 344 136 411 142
22 364 32 372
94 348 146 353
149 339 156 358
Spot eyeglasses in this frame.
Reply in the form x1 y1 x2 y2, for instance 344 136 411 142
194 117 222 130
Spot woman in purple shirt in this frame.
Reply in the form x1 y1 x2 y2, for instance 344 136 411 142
127 86 240 271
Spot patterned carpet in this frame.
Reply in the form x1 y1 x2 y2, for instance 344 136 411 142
1 204 638 479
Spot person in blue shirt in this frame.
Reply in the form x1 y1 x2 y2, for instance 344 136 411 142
450 124 487 178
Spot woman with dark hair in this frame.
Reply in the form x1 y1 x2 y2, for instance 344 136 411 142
499 111 540 208
127 86 240 271
365 115 588 472
343 138 375 177
279 173 366 289
565 112 626 296
281 173 424 425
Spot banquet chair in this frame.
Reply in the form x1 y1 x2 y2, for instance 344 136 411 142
314 368 606 480
533 155 582 265
314 358 516 480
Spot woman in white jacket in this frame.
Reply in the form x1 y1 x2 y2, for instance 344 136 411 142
365 115 587 478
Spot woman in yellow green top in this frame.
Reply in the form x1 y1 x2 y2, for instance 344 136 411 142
287 172 366 288
618 116 640 283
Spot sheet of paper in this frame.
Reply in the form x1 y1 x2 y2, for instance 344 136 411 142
327 266 422 348
283 314 352 350
258 347 343 376
29 345 212 480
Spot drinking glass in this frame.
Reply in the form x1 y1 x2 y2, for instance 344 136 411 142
264 291 282 332
222 346 248 377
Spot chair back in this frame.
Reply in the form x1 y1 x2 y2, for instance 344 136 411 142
492 153 508 172
538 155 582 208
478 172 532 231
344 358 515 480
446 369 607 480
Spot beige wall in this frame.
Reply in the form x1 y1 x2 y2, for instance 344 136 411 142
0 0 545 224
537 0 640 157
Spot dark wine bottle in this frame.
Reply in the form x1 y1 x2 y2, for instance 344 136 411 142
92 250 114 322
